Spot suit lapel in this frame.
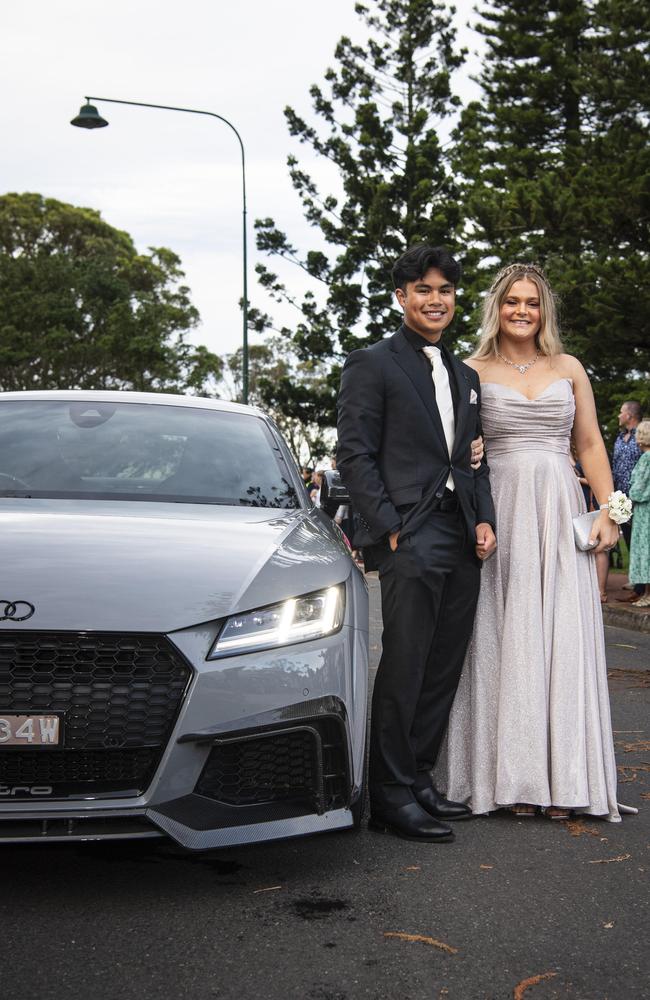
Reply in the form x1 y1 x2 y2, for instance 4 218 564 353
390 329 448 454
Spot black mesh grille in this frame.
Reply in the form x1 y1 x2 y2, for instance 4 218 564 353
0 631 191 795
318 717 349 811
197 729 319 807
0 748 157 788
196 717 349 813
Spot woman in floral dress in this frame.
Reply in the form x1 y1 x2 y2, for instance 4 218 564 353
629 421 650 607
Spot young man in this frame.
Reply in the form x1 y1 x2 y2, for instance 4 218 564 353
337 245 496 843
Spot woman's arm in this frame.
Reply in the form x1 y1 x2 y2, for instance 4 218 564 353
567 356 620 552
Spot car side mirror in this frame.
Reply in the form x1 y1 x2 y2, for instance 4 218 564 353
320 469 350 518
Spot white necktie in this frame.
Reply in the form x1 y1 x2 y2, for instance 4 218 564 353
422 345 455 491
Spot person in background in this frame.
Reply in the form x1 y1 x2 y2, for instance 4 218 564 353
612 401 643 598
301 466 315 497
309 469 323 505
628 420 650 607
613 401 643 498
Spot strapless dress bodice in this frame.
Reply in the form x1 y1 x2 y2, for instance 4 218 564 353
480 378 575 457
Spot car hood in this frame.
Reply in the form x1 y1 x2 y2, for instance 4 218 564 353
0 499 350 632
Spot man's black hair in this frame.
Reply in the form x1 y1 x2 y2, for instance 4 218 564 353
392 244 462 290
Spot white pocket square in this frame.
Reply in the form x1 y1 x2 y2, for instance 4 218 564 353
470 388 478 404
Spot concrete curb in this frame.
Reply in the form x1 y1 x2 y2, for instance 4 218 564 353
602 604 650 634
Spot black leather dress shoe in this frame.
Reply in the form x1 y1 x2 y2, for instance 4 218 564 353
368 801 454 842
414 785 472 821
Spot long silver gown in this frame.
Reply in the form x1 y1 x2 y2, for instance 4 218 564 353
438 378 621 822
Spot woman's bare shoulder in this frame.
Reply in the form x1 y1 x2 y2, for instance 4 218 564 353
554 353 587 380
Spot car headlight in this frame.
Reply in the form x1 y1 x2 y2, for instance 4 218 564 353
207 584 346 659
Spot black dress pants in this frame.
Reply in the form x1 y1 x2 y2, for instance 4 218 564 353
369 508 481 809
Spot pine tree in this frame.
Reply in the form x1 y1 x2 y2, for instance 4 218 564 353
253 0 466 425
455 0 650 425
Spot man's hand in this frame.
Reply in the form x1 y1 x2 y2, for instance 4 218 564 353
475 522 496 560
470 435 484 469
389 529 400 552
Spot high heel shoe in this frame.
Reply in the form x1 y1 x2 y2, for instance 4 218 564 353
507 804 537 817
545 806 571 820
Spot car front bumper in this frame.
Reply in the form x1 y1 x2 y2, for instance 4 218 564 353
0 578 369 849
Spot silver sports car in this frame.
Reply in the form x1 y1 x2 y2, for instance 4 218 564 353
0 391 368 849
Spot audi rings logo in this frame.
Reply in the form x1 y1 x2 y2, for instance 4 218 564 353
0 600 35 622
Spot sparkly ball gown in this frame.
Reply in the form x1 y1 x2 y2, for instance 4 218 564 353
438 378 621 821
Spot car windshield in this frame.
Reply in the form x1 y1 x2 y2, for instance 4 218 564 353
0 399 300 508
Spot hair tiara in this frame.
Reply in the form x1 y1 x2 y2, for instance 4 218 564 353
489 262 549 292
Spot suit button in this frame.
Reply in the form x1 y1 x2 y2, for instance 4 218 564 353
435 492 443 498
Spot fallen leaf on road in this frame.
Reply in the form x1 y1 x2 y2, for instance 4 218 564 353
513 971 557 998
617 764 650 783
564 819 600 838
480 864 494 869
588 854 631 864
603 921 614 928
253 885 282 893
615 740 650 753
404 866 420 871
608 668 650 689
384 931 458 954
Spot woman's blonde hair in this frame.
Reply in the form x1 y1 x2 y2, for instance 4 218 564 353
472 263 563 360
636 420 650 448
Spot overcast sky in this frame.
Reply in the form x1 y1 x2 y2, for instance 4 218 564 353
2 0 482 358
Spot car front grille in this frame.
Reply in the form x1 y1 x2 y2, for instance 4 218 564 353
0 748 158 790
0 631 191 797
195 716 350 815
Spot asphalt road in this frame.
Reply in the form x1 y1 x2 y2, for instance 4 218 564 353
2 578 648 1000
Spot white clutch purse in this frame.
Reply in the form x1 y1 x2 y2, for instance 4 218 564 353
572 510 599 551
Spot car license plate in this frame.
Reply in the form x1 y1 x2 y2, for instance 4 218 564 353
0 714 62 746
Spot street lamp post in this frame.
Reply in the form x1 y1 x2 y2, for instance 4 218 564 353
71 97 249 403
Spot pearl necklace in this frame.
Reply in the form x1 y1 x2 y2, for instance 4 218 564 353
495 348 540 375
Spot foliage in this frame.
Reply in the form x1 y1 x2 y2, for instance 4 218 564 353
453 0 650 426
0 192 222 394
253 0 649 437
220 338 333 463
253 0 466 425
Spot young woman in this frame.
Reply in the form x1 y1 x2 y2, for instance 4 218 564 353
438 263 629 822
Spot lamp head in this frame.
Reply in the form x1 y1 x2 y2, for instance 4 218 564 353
70 102 108 129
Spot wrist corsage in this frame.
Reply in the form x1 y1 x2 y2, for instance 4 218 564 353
599 491 632 524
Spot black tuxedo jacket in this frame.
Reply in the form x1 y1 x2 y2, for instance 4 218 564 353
336 325 495 544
